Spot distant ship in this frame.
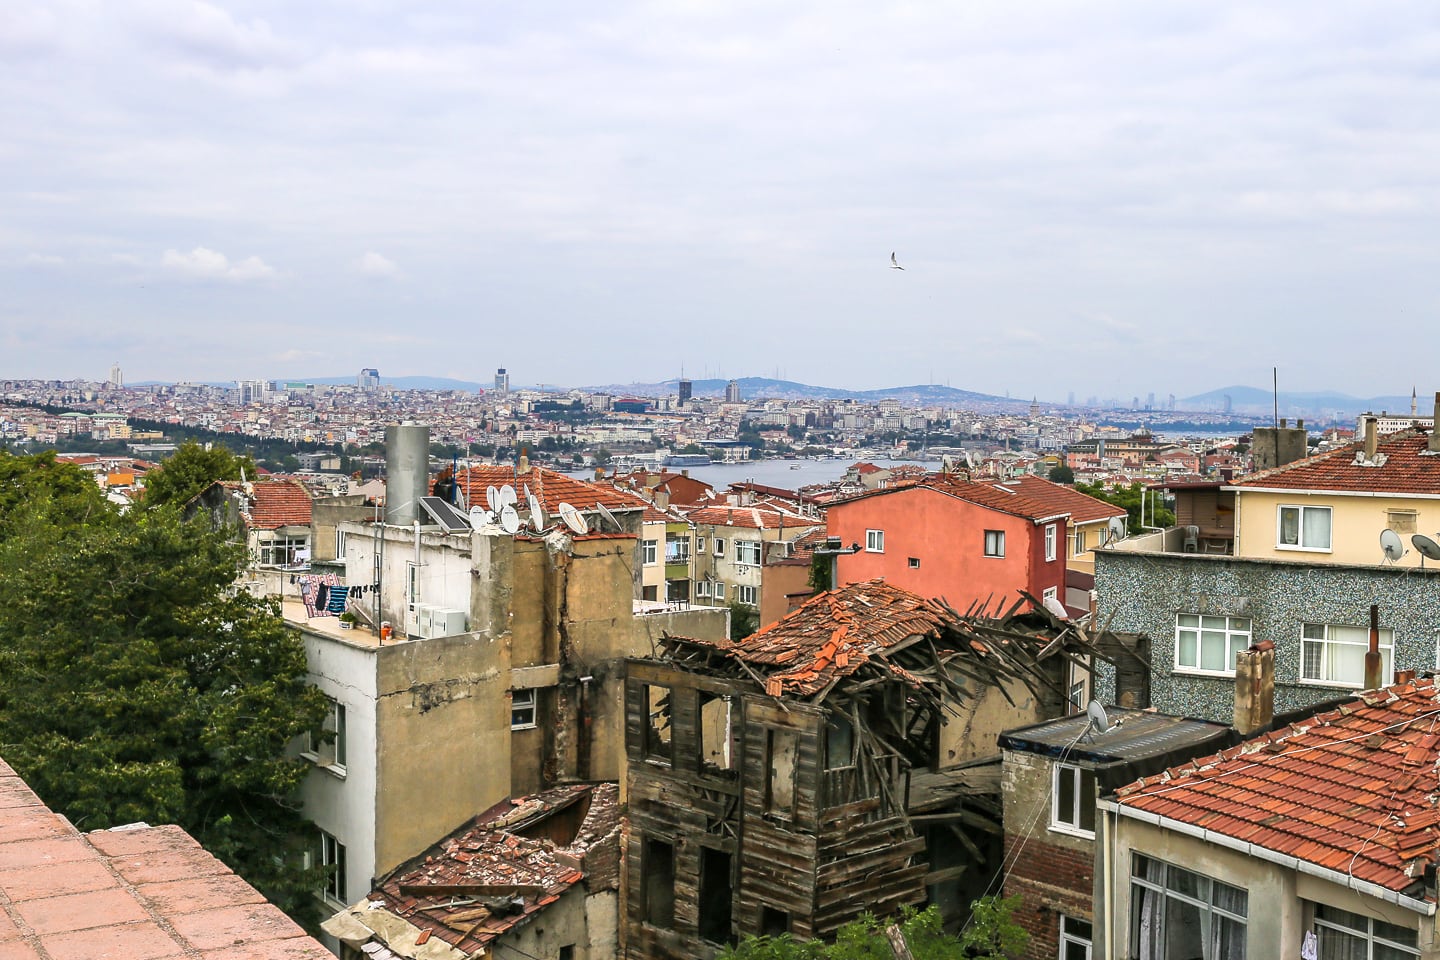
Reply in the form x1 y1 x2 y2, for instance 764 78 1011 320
662 453 712 467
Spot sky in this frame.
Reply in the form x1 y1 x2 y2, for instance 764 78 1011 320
3 1 1439 401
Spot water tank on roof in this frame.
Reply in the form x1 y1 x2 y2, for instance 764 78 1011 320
385 423 429 526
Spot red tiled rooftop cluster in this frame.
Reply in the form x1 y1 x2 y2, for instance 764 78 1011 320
837 471 1072 523
1232 429 1440 496
1116 679 1440 894
220 477 314 529
0 756 331 960
683 505 818 530
976 475 1127 525
456 465 643 514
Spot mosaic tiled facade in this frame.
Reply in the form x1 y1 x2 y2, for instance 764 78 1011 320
1093 550 1440 722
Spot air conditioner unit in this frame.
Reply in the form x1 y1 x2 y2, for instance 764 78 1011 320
432 608 469 637
411 603 436 639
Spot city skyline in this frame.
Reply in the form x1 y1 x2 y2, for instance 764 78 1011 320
4 2 1439 398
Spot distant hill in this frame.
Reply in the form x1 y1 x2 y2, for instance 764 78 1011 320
1183 386 1431 419
590 377 1028 408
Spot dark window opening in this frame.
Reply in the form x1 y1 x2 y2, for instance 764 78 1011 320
698 691 736 776
642 838 675 929
825 714 854 770
908 557 920 568
643 685 673 764
558 948 574 960
761 907 790 938
698 847 734 944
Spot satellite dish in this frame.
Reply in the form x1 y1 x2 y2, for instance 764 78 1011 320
499 504 520 535
594 501 621 532
1086 700 1110 735
467 505 489 528
485 486 500 512
1380 529 1406 564
1106 517 1127 544
1043 595 1070 621
527 487 547 532
1412 534 1440 568
498 484 517 507
558 502 589 535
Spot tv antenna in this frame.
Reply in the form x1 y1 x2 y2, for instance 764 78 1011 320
558 502 589 535
1380 529 1407 565
497 484 518 509
1412 533 1440 570
468 505 493 528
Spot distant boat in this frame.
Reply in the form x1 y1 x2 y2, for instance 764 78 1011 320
663 453 712 467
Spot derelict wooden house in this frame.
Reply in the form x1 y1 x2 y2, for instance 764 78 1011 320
623 579 1113 960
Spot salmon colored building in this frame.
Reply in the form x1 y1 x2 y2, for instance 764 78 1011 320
826 473 1070 614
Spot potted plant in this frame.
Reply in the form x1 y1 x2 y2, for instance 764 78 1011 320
338 611 358 630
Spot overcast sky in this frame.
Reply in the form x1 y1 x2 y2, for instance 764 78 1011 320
4 1 1438 400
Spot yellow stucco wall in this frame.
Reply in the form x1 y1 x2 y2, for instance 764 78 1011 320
1234 489 1440 567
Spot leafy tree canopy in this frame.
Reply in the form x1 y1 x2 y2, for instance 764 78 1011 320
140 440 256 510
721 902 1028 960
0 498 328 922
1075 480 1176 534
0 450 113 538
1047 464 1075 484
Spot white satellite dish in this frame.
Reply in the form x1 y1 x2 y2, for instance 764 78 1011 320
1413 533 1440 569
498 484 518 508
558 502 589 535
468 505 489 528
499 504 521 535
485 486 500 512
594 501 621 532
1106 516 1127 544
1380 529 1406 564
527 487 547 532
1086 700 1110 736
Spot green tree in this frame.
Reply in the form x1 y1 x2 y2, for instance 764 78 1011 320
593 447 614 467
722 905 991 960
958 896 1029 959
809 552 833 592
728 601 759 641
1047 464 1075 484
1075 480 1175 533
140 440 256 510
0 450 111 539
0 503 329 922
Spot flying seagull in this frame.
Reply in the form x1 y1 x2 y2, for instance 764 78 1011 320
890 252 904 270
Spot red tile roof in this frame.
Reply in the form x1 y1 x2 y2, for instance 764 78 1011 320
1115 679 1440 895
833 472 1071 523
0 756 331 958
976 475 1127 524
221 478 313 529
327 784 619 956
1230 429 1440 496
683 505 822 532
456 465 643 514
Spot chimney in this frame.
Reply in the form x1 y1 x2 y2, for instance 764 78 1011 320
1233 640 1275 737
518 449 529 474
1364 418 1378 461
1430 393 1440 453
1365 604 1383 690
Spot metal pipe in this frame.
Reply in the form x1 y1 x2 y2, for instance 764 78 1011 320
1365 603 1383 690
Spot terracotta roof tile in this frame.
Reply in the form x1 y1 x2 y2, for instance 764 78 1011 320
1115 679 1440 895
975 475 1127 524
832 472 1072 523
683 505 820 531
220 478 313 529
456 465 644 515
1231 430 1440 496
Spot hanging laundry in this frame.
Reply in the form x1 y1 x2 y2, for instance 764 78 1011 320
316 584 330 611
327 586 350 615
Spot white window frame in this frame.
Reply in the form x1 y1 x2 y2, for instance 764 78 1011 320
865 529 885 553
511 688 538 730
304 697 347 775
1174 614 1251 677
695 581 709 598
1276 503 1332 552
1045 523 1057 562
1130 855 1247 958
713 582 725 601
908 557 920 569
318 830 347 906
737 585 758 607
642 539 658 565
1059 915 1092 960
1072 528 1086 556
735 539 762 566
1042 586 1058 605
665 536 690 563
1050 762 1096 838
1301 623 1393 689
334 529 348 559
714 537 726 557
1310 901 1419 957
407 561 420 610
696 536 706 554
259 535 309 567
984 529 1005 558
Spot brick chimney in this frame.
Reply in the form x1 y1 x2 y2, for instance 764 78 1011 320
1365 604 1383 691
1364 418 1378 461
1234 640 1275 737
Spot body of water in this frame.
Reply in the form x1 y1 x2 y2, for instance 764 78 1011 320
573 457 920 490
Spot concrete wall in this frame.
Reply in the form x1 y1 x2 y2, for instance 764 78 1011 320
1098 815 1439 959
1094 549 1440 722
311 495 371 562
372 630 511 874
340 521 475 635
937 679 1046 768
1234 489 1440 568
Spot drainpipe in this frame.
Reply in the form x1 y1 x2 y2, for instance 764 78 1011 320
1365 604 1383 691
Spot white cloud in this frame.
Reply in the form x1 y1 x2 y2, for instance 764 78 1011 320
160 246 276 281
355 251 401 279
21 253 64 266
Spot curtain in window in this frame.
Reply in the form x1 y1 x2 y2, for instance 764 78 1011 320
1132 885 1162 960
1280 507 1300 544
1302 508 1331 549
1208 883 1248 959
1316 927 1367 960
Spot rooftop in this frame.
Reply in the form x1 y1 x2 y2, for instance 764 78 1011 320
218 477 314 529
0 756 331 959
683 505 820 531
977 475 1127 525
1230 429 1440 497
999 707 1233 765
456 464 644 515
831 471 1071 523
1113 678 1440 898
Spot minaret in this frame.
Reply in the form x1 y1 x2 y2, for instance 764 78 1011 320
1412 386 1418 419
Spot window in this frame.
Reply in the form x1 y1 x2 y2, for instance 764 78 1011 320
642 838 675 929
714 537 726 557
825 714 854 770
335 530 347 559
1072 528 1086 555
665 536 690 562
511 688 537 730
735 540 761 565
713 582 725 600
1277 504 1332 551
1059 915 1092 960
1043 586 1058 605
695 581 710 598
696 536 707 553
643 685 673 763
317 830 347 905
407 562 419 607
1051 763 1096 837
908 557 920 569
1311 901 1418 958
1045 523 1058 561
1175 615 1251 676
984 529 1005 558
736 585 757 606
1302 623 1393 688
865 529 885 553
305 697 346 772
698 847 734 944
259 535 308 567
698 692 734 773
642 539 658 565
1130 854 1247 960
1387 509 1418 534
766 728 798 818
